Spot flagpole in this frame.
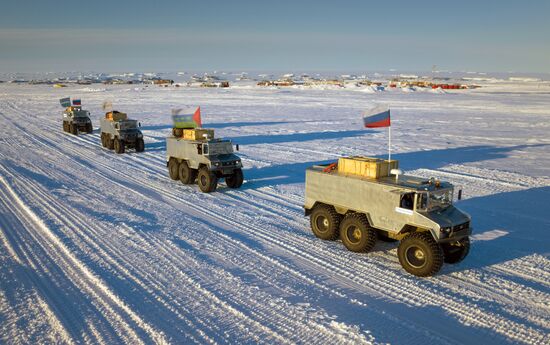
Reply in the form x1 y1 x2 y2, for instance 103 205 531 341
388 125 391 162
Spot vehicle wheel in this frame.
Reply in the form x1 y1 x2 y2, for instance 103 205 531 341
70 123 77 135
168 158 180 180
441 237 470 264
63 122 68 132
114 138 125 154
107 137 115 150
226 168 244 188
398 232 443 277
197 166 218 193
178 161 196 184
310 204 341 241
135 138 145 152
86 123 93 133
378 230 398 243
100 133 106 147
340 213 377 252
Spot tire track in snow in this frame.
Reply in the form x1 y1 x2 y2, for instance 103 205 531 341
0 175 168 344
2 98 549 344
36 127 546 345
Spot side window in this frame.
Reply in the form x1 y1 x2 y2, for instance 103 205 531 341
417 193 428 210
400 193 414 210
203 144 208 155
197 144 202 155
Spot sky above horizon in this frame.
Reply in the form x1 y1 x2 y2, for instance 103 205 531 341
1 0 548 73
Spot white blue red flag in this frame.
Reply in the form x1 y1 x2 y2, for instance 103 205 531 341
363 106 390 128
171 107 202 128
72 99 81 106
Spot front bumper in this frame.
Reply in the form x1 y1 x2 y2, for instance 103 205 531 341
438 227 472 243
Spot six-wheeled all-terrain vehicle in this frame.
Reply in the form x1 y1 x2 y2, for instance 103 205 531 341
100 111 145 154
166 128 243 193
304 157 472 277
62 106 93 135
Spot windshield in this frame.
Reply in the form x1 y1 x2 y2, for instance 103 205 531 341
74 110 89 117
207 142 233 155
416 190 453 211
118 120 138 131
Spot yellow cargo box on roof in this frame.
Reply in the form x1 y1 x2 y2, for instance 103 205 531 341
183 128 214 141
338 156 398 179
105 111 128 121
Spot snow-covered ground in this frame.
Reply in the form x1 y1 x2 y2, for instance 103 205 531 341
0 81 549 344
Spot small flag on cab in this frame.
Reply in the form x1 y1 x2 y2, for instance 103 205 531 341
363 105 392 162
72 99 81 106
59 97 71 108
171 106 202 129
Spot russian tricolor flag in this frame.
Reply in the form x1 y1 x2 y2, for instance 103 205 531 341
72 99 81 106
363 106 390 128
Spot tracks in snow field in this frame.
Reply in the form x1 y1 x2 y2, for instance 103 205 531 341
1 95 549 345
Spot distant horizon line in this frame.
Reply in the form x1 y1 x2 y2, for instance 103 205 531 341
2 69 549 76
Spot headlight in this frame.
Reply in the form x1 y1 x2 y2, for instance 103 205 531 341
214 162 220 167
440 227 451 233
138 133 143 138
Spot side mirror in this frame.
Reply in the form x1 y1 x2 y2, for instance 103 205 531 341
138 122 141 127
457 189 462 201
235 144 239 151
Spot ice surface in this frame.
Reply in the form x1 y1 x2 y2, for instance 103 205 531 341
0 78 549 344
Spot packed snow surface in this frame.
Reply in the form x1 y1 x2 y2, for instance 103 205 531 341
0 81 549 344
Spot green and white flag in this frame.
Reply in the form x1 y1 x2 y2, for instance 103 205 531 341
59 97 71 107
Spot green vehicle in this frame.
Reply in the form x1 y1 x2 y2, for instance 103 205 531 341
62 106 93 135
304 162 471 277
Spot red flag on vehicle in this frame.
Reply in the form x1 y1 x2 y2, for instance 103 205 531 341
363 106 390 128
171 106 202 128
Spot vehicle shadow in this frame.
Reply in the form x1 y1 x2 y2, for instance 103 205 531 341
244 144 548 189
441 186 550 280
144 128 374 153
228 129 369 146
141 120 317 132
395 143 548 171
145 141 166 152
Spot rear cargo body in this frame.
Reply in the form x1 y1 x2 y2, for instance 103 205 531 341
305 164 471 242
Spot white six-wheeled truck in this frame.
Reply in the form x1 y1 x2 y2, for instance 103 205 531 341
100 111 145 154
304 157 472 277
166 128 243 193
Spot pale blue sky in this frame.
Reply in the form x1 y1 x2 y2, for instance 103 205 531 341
1 0 548 72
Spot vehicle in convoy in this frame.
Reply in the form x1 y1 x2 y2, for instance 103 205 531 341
100 111 144 154
62 105 93 135
166 128 243 193
304 156 471 277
